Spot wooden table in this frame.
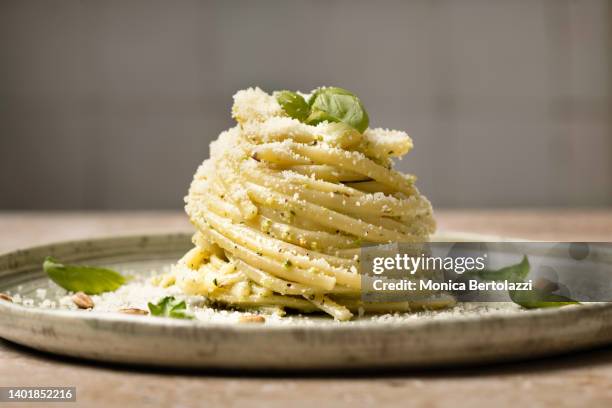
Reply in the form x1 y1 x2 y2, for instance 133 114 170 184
1 210 611 407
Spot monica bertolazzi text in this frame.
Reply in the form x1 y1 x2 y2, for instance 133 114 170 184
372 279 534 292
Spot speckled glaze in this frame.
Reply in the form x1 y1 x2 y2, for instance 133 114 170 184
1 232 611 369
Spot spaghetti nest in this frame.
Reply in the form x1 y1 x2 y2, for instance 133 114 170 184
162 87 453 320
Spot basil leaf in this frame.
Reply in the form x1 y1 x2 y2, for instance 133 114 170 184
509 289 579 309
466 255 530 283
306 87 369 132
275 90 310 122
43 256 125 295
148 296 194 319
307 86 353 107
466 256 578 309
304 109 336 126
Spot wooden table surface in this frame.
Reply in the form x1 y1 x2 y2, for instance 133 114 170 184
1 210 611 408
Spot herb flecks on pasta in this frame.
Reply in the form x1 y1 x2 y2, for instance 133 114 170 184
161 87 451 320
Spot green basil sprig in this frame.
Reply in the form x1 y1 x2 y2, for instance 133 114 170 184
148 296 193 319
466 255 579 309
275 87 369 133
43 256 125 295
508 288 578 309
275 90 310 122
307 87 369 132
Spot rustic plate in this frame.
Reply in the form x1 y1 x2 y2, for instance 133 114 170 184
0 232 611 369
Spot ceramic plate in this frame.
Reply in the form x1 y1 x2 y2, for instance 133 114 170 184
1 232 611 369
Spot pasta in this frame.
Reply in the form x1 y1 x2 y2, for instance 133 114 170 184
160 87 454 320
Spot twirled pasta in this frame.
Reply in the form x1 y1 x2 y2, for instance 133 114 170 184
159 87 454 320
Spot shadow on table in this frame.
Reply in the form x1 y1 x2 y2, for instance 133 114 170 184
2 337 612 379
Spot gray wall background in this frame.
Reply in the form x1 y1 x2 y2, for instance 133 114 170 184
1 0 611 210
